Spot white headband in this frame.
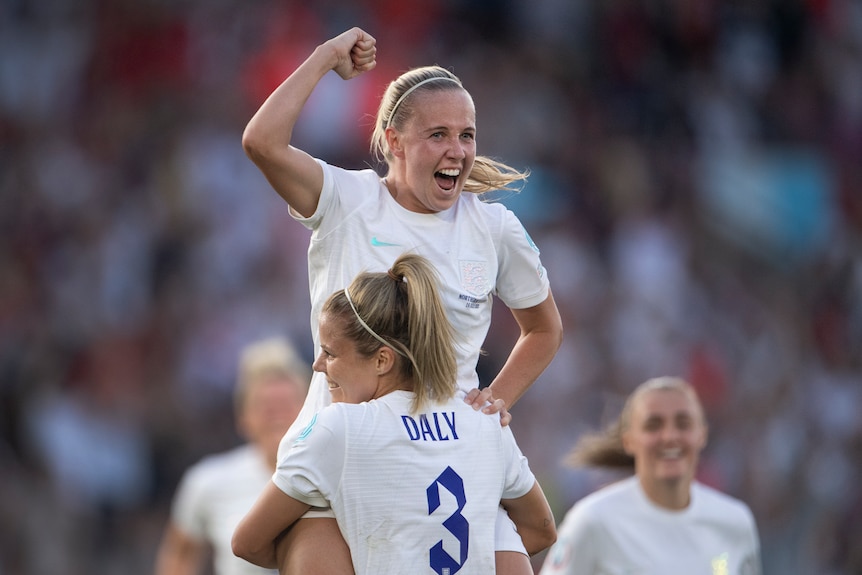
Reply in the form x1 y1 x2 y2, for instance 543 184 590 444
343 287 406 357
386 76 462 129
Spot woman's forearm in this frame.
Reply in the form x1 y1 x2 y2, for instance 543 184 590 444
489 291 563 407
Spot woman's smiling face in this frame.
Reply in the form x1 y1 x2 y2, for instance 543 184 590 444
313 312 380 405
623 388 708 488
388 88 476 214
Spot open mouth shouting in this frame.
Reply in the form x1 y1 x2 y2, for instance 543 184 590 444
435 168 460 191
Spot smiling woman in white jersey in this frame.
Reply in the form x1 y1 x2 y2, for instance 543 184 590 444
240 26 563 575
232 254 556 574
539 377 762 575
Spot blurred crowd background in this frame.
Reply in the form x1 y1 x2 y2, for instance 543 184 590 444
1 0 860 573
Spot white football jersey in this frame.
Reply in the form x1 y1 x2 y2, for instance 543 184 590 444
280 159 549 459
274 390 536 574
539 476 761 575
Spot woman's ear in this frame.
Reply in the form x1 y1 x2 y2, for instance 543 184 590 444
235 410 251 442
376 346 397 376
698 424 709 450
621 430 634 456
385 127 404 158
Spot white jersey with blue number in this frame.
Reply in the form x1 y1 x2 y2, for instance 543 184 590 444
273 390 536 575
279 160 549 459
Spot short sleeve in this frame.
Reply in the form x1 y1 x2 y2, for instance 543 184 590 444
500 426 536 499
169 464 209 541
272 407 346 508
538 503 599 575
741 504 763 575
495 209 549 309
289 158 333 230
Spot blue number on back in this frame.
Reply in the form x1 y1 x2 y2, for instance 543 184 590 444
427 466 469 574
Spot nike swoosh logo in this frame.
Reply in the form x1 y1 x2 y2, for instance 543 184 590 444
370 237 401 247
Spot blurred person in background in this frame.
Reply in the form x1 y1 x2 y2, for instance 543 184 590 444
154 337 310 575
240 26 562 575
539 376 761 575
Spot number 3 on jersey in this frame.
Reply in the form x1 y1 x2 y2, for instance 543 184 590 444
427 466 469 574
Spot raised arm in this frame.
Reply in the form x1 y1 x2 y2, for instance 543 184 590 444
488 289 563 409
501 481 557 556
242 27 377 217
231 481 312 569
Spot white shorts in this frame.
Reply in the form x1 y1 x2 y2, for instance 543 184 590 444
300 505 526 553
301 506 336 519
495 505 528 554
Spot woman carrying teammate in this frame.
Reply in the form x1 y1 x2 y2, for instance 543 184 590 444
232 254 556 573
